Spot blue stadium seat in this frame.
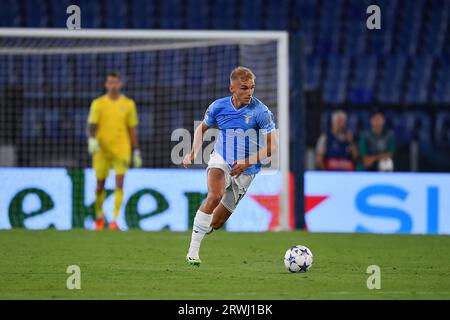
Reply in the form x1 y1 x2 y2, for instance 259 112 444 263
405 57 433 104
395 0 425 54
239 0 263 30
73 107 90 141
158 50 186 88
347 110 371 136
130 0 157 29
209 45 239 90
304 55 321 90
22 55 45 98
105 0 128 29
435 112 450 147
75 54 100 98
22 106 45 141
291 0 316 38
422 0 449 55
348 56 377 104
23 0 49 27
0 0 21 27
75 0 102 28
186 0 209 29
100 53 128 78
211 0 237 30
0 55 20 86
265 0 289 30
432 61 450 104
160 0 183 29
377 55 406 104
323 56 350 104
49 0 72 28
127 51 157 88
384 111 432 146
46 55 74 98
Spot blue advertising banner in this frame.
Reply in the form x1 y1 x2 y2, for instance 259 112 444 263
305 172 450 234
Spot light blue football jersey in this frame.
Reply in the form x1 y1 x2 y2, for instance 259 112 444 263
203 96 276 175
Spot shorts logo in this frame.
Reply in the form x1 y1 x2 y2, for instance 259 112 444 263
244 114 252 124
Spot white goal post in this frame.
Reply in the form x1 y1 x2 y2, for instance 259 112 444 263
0 28 290 231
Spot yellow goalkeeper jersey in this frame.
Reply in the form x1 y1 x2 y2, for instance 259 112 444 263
88 94 139 158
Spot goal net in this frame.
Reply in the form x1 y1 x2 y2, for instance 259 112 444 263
0 29 290 230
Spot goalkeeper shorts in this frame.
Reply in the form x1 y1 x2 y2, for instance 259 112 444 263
207 151 255 213
93 151 130 180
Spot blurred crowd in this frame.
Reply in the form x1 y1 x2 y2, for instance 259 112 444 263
315 109 395 172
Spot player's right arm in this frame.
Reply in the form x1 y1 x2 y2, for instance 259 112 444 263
86 99 100 155
183 122 209 168
183 102 216 168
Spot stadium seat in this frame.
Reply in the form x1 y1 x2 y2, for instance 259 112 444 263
48 0 72 28
159 0 183 29
211 0 237 30
130 0 157 29
346 110 371 138
0 0 21 27
405 57 433 104
105 0 129 29
348 56 377 104
158 51 186 88
239 0 263 30
265 0 289 30
45 55 74 98
100 53 128 78
24 0 49 27
22 55 45 98
75 54 100 98
75 0 102 28
384 111 432 147
323 56 350 104
377 55 407 104
435 112 450 147
127 51 158 89
186 0 209 30
432 60 450 104
0 56 20 86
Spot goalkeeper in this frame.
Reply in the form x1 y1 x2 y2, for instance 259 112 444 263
86 71 142 231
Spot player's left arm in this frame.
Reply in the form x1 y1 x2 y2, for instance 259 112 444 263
128 101 142 168
230 131 278 177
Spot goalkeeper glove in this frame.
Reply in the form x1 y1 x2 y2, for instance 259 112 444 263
88 137 100 155
132 149 142 168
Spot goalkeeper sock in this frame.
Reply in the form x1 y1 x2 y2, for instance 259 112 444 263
113 188 124 220
95 189 106 218
188 210 213 259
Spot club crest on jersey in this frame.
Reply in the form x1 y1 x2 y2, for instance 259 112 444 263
120 106 126 112
244 114 252 124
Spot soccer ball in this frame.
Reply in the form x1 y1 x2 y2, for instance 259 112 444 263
284 245 313 273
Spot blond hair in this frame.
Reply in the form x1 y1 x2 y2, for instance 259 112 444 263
230 66 256 83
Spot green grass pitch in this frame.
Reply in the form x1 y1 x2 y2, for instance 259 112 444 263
0 230 449 299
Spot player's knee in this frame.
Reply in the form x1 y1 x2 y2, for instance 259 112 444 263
206 192 223 207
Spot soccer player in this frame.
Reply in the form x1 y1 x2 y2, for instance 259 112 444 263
87 71 142 231
183 66 278 266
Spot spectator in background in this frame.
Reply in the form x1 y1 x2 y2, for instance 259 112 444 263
315 110 358 171
358 110 395 172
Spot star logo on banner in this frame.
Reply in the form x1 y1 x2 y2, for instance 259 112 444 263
249 194 328 230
